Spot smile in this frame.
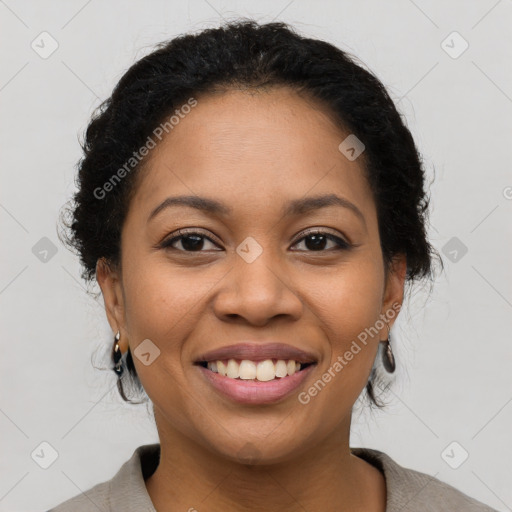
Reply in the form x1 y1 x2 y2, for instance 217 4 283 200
195 359 317 405
197 358 314 381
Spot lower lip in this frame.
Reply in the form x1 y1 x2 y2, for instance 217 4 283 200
196 364 316 405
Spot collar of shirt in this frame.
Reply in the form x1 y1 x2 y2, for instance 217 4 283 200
103 443 494 512
106 443 412 511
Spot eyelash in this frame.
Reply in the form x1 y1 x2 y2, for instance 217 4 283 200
159 228 352 253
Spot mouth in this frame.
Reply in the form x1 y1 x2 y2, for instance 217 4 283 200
193 342 318 381
195 360 317 405
193 343 318 404
195 359 315 381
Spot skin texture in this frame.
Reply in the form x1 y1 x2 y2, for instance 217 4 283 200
97 87 406 511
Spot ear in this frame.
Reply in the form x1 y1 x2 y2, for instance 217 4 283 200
380 253 407 337
96 258 129 353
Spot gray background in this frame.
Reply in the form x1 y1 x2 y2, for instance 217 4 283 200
1 1 511 510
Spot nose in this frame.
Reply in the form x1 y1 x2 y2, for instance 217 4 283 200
212 249 303 327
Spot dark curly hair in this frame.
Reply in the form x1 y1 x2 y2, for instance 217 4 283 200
59 19 442 407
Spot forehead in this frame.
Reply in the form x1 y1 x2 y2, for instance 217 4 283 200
130 87 376 223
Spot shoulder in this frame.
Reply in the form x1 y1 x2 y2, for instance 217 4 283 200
47 479 111 512
351 447 498 511
47 444 160 512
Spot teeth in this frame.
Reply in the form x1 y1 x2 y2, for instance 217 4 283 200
275 360 288 378
217 360 227 376
239 360 257 380
256 359 275 382
205 358 307 381
226 359 239 379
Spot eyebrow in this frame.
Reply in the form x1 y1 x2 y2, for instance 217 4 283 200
148 195 231 223
147 193 366 226
283 194 366 226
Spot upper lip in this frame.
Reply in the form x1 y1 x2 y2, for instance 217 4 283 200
194 343 318 364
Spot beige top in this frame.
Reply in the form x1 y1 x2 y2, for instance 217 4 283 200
48 443 497 511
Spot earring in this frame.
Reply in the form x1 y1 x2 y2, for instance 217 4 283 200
381 322 396 373
112 331 124 377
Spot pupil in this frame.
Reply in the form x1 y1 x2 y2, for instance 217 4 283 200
306 234 326 251
183 235 204 251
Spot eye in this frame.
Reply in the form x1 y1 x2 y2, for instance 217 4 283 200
160 229 222 252
290 229 351 252
159 228 352 253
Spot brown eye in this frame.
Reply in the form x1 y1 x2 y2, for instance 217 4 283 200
291 231 351 252
160 231 222 252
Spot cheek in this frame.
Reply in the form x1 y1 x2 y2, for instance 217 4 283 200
303 254 384 389
307 253 384 341
120 253 211 422
121 249 225 363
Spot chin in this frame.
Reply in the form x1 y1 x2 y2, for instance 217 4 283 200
204 429 308 467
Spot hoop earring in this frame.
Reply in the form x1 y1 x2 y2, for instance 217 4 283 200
381 322 396 373
112 331 124 378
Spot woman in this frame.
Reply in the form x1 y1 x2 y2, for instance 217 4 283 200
51 20 497 512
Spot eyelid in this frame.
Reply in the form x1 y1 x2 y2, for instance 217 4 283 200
290 227 350 247
159 227 352 252
159 228 223 250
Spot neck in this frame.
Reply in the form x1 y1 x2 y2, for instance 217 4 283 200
145 410 386 512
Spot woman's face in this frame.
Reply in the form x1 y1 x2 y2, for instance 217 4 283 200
99 87 406 463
